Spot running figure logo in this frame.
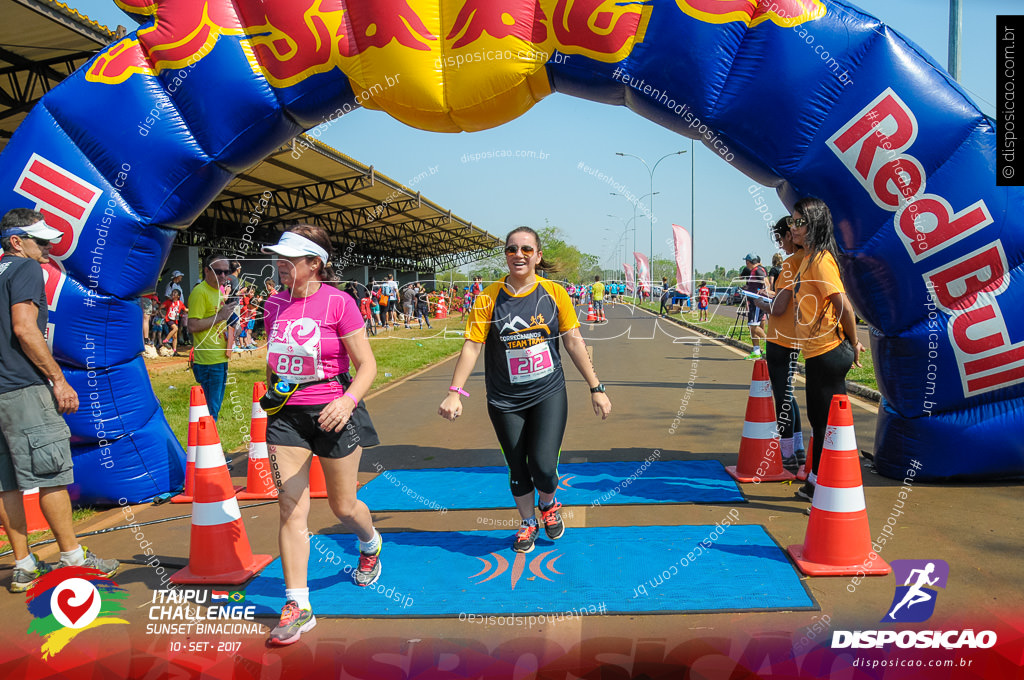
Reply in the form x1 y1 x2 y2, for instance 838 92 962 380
882 559 949 623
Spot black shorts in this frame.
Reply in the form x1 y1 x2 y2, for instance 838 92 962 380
748 303 763 325
267 401 380 459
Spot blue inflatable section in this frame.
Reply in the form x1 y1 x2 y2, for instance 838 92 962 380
0 0 1018 503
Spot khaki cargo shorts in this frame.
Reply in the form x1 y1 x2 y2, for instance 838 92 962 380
0 384 74 491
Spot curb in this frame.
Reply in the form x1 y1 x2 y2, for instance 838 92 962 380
634 305 882 403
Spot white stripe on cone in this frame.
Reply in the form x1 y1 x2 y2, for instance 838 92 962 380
749 380 772 397
251 400 266 420
195 443 227 470
742 420 779 440
811 484 866 513
186 404 209 463
248 441 268 460
823 424 857 453
192 498 243 526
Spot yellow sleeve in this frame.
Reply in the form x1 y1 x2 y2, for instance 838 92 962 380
777 256 799 292
465 288 494 343
549 281 580 332
812 253 845 298
187 285 209 320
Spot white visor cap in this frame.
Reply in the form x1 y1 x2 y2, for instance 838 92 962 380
3 219 63 243
261 231 329 264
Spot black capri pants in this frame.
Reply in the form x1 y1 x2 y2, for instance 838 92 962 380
765 341 802 441
804 339 855 477
487 389 568 497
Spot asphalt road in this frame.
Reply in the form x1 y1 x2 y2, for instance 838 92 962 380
3 302 1019 679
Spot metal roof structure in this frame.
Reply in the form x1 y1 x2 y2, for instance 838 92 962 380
189 136 500 272
1 0 500 272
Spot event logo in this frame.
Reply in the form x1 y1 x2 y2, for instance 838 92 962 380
471 550 564 590
25 566 128 659
883 559 949 623
833 558 997 651
674 0 825 27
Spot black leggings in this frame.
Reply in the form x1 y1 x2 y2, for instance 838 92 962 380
765 342 802 441
805 340 855 476
487 389 568 497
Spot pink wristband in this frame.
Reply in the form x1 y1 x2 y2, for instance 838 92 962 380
449 386 470 397
343 392 359 407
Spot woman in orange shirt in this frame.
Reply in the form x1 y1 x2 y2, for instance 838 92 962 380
786 198 865 502
755 218 806 473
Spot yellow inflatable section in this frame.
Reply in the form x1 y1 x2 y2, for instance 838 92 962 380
100 0 653 132
339 0 653 132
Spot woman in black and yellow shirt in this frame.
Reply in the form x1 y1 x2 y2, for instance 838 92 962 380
439 227 612 553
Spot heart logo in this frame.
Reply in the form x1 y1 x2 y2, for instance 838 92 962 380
56 588 95 625
50 578 101 629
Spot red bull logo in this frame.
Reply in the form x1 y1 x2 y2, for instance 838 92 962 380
675 0 825 27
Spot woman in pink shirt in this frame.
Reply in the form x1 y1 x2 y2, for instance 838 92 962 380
260 225 381 646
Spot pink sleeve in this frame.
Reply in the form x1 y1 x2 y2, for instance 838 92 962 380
337 291 364 336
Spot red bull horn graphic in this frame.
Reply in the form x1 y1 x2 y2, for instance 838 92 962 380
675 0 825 27
88 0 647 93
85 0 659 132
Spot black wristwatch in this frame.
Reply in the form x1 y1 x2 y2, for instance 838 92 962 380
590 383 606 394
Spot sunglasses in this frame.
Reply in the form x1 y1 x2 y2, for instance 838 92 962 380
786 216 808 228
31 237 51 247
211 267 232 275
504 244 536 255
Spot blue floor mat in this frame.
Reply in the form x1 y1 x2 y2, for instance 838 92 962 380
358 460 745 511
244 525 815 617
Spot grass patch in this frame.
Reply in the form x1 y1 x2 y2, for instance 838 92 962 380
148 318 468 455
624 297 879 392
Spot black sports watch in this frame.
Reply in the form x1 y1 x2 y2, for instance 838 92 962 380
590 383 606 394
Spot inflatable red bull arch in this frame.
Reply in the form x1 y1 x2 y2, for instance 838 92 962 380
1 0 1020 503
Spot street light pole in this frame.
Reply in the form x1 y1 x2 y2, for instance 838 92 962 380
690 138 695 293
616 151 685 293
607 213 636 281
611 191 657 294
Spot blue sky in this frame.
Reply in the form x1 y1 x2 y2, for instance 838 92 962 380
71 0 1009 272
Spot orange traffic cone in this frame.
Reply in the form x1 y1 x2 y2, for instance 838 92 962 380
309 456 328 499
0 488 51 537
787 396 890 576
586 302 597 322
726 359 794 483
171 416 273 584
435 293 447 320
598 306 607 322
796 436 813 482
236 383 278 500
172 386 209 503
